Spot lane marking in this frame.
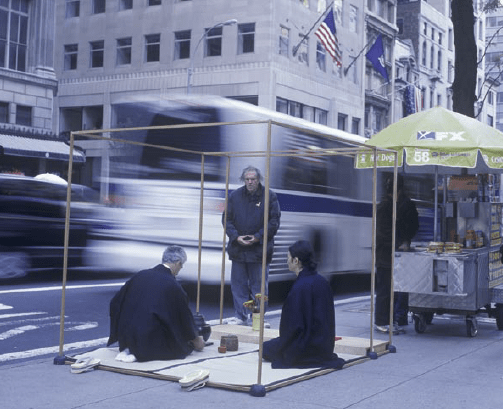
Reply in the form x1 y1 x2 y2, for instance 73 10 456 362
0 325 39 341
0 282 124 295
0 337 109 363
0 303 13 310
0 312 46 320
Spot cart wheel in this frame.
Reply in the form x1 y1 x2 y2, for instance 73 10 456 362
495 304 503 331
424 312 434 325
466 317 478 337
414 314 427 333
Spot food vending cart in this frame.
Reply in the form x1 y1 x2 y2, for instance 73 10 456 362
394 175 503 337
355 106 503 338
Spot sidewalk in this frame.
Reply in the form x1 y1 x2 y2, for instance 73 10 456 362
3 296 503 409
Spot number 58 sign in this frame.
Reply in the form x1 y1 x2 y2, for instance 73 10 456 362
414 150 430 163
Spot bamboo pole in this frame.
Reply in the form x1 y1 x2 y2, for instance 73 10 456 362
55 131 75 363
196 155 205 313
219 157 231 323
256 121 272 386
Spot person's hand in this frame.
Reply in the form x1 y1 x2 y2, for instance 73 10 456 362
237 235 257 246
190 336 205 352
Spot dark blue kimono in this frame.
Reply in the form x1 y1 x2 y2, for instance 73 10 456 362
263 268 345 369
107 264 197 362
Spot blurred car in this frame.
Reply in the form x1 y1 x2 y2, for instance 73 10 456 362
0 174 99 279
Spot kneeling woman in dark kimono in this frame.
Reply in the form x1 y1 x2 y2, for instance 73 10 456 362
263 240 345 369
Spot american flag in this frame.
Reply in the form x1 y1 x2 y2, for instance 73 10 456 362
315 7 342 67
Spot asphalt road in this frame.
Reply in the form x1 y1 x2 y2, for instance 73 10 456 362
0 270 370 366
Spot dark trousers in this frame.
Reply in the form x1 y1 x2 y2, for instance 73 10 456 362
375 266 391 326
375 266 409 326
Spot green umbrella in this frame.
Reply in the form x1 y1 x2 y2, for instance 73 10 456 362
356 106 503 170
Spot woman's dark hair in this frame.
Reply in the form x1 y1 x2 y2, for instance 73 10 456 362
289 240 317 271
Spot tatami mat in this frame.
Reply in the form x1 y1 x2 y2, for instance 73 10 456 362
67 325 389 393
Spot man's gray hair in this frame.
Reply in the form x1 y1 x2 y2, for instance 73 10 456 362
239 165 263 182
162 245 187 265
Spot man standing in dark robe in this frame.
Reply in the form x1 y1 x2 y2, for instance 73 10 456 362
107 245 204 362
263 240 344 369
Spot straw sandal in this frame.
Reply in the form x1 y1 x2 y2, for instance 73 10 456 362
179 369 210 391
71 357 101 374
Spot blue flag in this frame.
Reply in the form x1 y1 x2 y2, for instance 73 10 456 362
366 34 388 81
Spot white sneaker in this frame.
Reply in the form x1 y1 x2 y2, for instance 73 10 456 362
115 348 137 362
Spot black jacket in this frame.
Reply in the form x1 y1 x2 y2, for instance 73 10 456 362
376 193 419 268
107 264 197 362
223 184 281 263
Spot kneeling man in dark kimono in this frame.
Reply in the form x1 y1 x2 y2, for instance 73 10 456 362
107 245 204 362
263 240 344 369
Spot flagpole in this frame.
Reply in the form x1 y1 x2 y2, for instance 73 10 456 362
292 1 334 57
343 37 374 76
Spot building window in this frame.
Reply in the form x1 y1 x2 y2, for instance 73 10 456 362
145 34 160 62
0 0 28 72
16 105 31 126
279 26 289 56
276 97 288 114
316 41 326 72
238 23 255 54
66 0 80 18
421 42 427 66
431 28 435 40
488 115 494 126
397 18 403 35
423 22 427 35
315 108 327 125
338 113 347 131
438 32 442 45
116 37 132 65
64 44 78 70
430 45 434 69
437 50 442 71
174 30 190 59
349 6 358 33
148 0 161 6
297 34 309 66
352 118 360 135
92 0 105 14
437 94 442 107
448 28 454 51
90 40 104 68
119 0 133 11
489 91 494 105
205 26 223 57
0 102 8 123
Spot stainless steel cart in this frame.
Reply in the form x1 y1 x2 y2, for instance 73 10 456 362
394 249 490 337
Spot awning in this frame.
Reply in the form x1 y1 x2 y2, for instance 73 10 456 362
0 133 85 163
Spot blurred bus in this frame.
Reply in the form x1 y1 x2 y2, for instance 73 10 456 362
85 95 434 283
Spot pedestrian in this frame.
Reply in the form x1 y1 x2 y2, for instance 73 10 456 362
262 240 345 369
107 245 205 362
375 175 419 334
223 165 281 325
